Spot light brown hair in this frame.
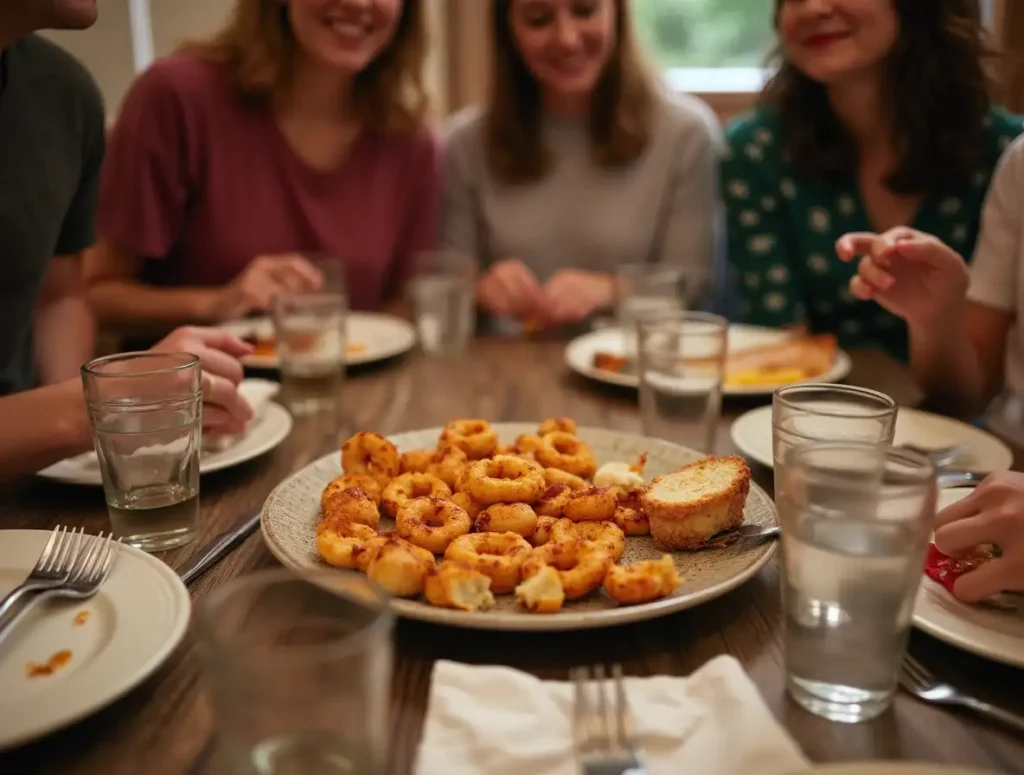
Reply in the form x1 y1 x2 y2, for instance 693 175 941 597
183 0 429 134
485 0 657 184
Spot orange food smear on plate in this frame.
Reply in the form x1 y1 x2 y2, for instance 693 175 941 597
26 650 73 678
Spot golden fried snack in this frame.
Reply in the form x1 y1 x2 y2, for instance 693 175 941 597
341 432 400 487
396 496 471 554
444 532 532 594
535 483 572 518
466 455 546 506
426 444 469 489
530 515 558 546
516 433 545 455
320 487 381 532
543 467 588 491
536 432 597 478
316 522 382 570
438 419 499 460
424 561 495 612
381 473 452 517
613 505 651 537
365 536 435 598
562 486 617 522
521 539 613 601
538 417 576 436
322 473 382 509
514 565 564 614
603 555 680 605
552 519 626 561
474 503 538 539
400 449 434 474
450 491 484 520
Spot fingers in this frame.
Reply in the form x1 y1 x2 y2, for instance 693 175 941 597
202 405 247 435
202 372 253 431
836 232 881 262
543 272 612 325
849 275 880 302
953 557 1014 602
480 260 544 319
857 255 895 293
934 513 990 557
273 255 324 291
935 489 985 530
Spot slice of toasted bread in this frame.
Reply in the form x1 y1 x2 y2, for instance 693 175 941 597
640 455 751 550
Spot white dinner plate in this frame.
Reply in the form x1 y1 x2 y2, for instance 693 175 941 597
911 487 1024 669
0 530 190 749
222 311 416 370
729 404 1014 473
36 402 293 486
564 324 852 396
800 765 993 775
261 423 779 632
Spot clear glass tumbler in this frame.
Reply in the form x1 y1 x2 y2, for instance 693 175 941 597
81 351 202 552
637 311 728 453
409 249 477 356
199 568 394 775
273 289 348 417
614 263 685 356
778 441 936 723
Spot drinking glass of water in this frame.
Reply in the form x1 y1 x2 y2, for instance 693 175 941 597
81 351 202 552
615 263 685 356
637 311 728 453
273 288 348 417
199 568 393 775
778 441 936 723
409 249 477 356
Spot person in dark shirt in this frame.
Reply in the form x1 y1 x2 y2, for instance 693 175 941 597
0 2 252 481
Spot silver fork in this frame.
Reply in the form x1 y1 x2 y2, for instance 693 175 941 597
571 664 647 775
900 654 1024 733
0 532 120 649
897 443 964 470
0 525 84 621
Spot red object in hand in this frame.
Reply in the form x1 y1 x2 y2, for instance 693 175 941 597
923 543 995 595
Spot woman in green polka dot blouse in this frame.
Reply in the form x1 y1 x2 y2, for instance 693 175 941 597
723 0 1023 362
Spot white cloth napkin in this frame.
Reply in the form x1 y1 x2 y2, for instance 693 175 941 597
202 378 279 452
415 656 809 775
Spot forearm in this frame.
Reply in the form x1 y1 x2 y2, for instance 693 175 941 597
0 380 92 483
88 279 220 326
33 296 96 384
908 317 989 417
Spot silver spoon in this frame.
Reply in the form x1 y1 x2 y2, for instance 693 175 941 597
706 524 780 548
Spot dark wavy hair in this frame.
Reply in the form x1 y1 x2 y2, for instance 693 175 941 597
762 0 997 194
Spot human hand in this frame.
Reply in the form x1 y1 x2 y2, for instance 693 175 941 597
212 254 324 321
541 270 615 327
476 259 545 321
835 228 969 326
151 326 254 434
934 470 1024 602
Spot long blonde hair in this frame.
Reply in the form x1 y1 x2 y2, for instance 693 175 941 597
183 0 430 134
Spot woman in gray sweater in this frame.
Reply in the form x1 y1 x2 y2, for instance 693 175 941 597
440 0 722 330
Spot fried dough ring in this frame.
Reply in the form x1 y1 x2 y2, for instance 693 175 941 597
535 483 572 518
530 515 558 546
562 486 618 521
444 532 532 594
551 519 626 561
474 503 538 539
365 536 435 598
321 473 382 509
424 561 495 612
514 565 564 614
603 555 680 605
341 432 400 487
381 473 452 517
538 418 576 436
426 444 469 489
613 505 651 536
438 419 498 460
536 432 597 478
316 523 385 571
521 539 613 601
543 467 588 491
467 455 546 505
450 491 484 520
320 487 381 532
400 449 434 474
396 496 471 554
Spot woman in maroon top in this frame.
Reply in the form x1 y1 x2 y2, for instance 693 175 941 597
86 0 439 325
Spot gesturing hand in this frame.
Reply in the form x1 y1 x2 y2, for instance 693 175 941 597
476 259 546 321
541 270 616 327
212 254 324 321
835 228 970 326
934 470 1024 602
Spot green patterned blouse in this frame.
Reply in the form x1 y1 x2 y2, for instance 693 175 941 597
722 106 1024 361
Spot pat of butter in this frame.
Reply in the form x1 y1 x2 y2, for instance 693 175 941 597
593 461 645 491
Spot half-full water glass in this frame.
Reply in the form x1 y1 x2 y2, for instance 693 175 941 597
615 263 685 356
81 351 202 552
638 311 728 453
410 249 476 356
199 569 394 775
273 289 348 417
778 442 936 723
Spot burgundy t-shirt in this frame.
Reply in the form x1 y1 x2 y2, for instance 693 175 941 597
97 54 440 310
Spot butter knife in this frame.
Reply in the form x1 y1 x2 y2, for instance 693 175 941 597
177 513 261 585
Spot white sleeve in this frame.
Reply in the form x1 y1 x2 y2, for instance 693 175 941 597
967 136 1024 313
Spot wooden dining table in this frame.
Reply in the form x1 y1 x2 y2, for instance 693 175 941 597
1 336 1022 775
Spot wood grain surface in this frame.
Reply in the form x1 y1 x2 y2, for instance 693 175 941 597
0 338 1021 775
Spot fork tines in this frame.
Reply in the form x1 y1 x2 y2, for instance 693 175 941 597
68 532 121 585
571 663 640 766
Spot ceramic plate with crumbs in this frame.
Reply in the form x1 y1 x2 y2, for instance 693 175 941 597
0 530 190 749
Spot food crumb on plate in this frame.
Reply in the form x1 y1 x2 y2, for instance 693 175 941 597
73 610 90 626
26 650 73 678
